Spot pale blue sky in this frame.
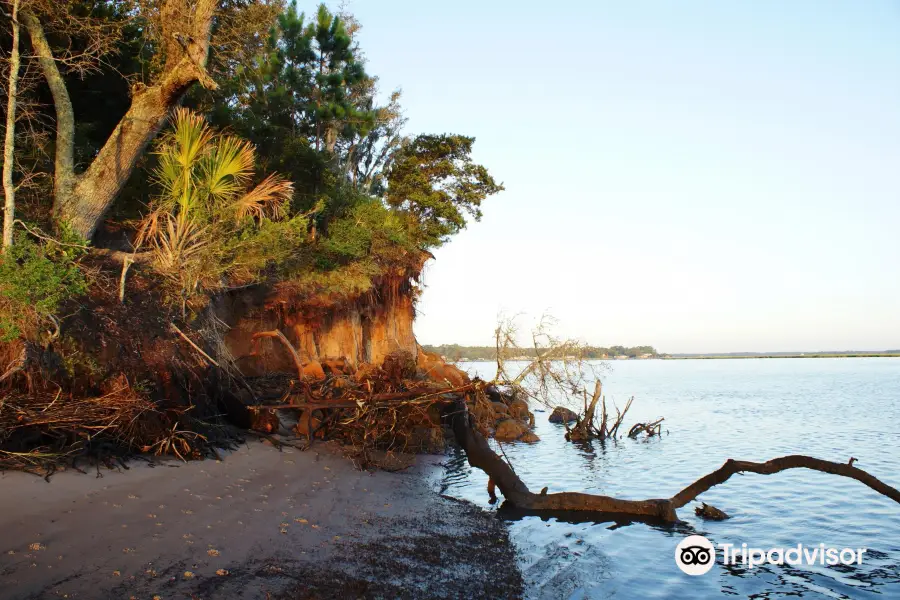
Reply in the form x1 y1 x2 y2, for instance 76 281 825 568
346 0 900 353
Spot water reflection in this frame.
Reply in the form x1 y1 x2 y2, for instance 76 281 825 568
440 358 900 599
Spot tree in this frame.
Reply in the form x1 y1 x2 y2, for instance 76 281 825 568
2 0 22 250
20 0 280 241
203 1 375 210
306 3 371 154
385 134 504 247
341 88 405 196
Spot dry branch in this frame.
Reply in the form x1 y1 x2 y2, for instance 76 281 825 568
0 384 232 474
628 418 664 438
171 323 220 368
669 456 900 509
118 255 135 303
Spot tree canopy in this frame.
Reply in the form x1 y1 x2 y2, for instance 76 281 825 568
0 1 504 335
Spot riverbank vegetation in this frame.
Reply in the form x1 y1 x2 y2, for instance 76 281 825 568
0 0 502 469
0 1 898 537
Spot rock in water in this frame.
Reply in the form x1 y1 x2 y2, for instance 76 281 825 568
695 502 729 521
508 398 530 420
549 406 578 423
494 419 527 441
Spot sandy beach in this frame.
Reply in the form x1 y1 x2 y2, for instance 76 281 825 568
0 441 522 599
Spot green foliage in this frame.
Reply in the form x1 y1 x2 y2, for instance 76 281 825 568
83 3 503 309
195 4 503 265
201 1 377 214
139 109 303 300
320 199 416 264
0 230 88 341
385 134 504 247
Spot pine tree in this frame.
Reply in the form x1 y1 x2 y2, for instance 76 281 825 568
205 2 377 212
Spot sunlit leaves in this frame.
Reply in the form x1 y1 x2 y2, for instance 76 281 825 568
234 174 294 222
385 134 504 247
140 108 301 299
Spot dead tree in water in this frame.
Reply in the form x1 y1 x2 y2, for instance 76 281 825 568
451 395 900 522
491 315 661 442
565 381 641 442
492 314 597 407
209 324 898 523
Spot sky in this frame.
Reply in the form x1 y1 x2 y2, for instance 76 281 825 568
345 0 900 353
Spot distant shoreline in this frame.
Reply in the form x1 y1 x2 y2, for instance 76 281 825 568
455 353 900 362
663 353 900 360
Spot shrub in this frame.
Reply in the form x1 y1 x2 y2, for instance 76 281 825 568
138 108 305 301
0 229 88 341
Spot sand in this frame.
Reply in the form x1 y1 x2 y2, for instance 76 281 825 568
0 441 522 599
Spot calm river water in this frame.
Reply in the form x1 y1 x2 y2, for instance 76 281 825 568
439 358 900 599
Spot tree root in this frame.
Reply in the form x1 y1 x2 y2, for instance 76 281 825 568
251 330 304 380
451 396 900 522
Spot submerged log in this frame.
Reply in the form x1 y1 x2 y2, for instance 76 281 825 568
695 502 729 521
450 396 900 522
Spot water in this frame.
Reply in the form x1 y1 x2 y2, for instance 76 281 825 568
438 358 900 599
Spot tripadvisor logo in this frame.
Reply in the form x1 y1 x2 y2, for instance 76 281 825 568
675 535 716 575
675 535 868 576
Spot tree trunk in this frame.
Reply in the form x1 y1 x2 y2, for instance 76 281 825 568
60 86 189 238
22 0 218 241
2 0 21 250
20 9 77 218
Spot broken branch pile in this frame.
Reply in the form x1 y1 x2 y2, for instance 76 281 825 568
238 335 539 455
0 382 235 476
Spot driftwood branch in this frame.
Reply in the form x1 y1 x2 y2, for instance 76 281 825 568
170 323 220 368
628 418 663 438
451 396 900 522
669 455 900 509
567 382 639 442
252 330 303 380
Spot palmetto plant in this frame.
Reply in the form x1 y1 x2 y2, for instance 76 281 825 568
137 108 294 297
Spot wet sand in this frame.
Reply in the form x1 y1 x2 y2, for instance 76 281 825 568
0 441 522 599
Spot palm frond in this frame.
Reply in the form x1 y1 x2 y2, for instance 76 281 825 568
152 214 208 274
170 108 214 171
201 136 255 206
233 174 294 222
153 109 215 215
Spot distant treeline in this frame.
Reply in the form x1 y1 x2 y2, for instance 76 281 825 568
421 344 659 361
668 351 900 359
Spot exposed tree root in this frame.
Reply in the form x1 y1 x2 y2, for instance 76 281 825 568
251 330 304 379
451 396 900 522
566 381 637 442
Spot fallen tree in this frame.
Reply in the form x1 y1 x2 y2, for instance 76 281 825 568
451 394 900 522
